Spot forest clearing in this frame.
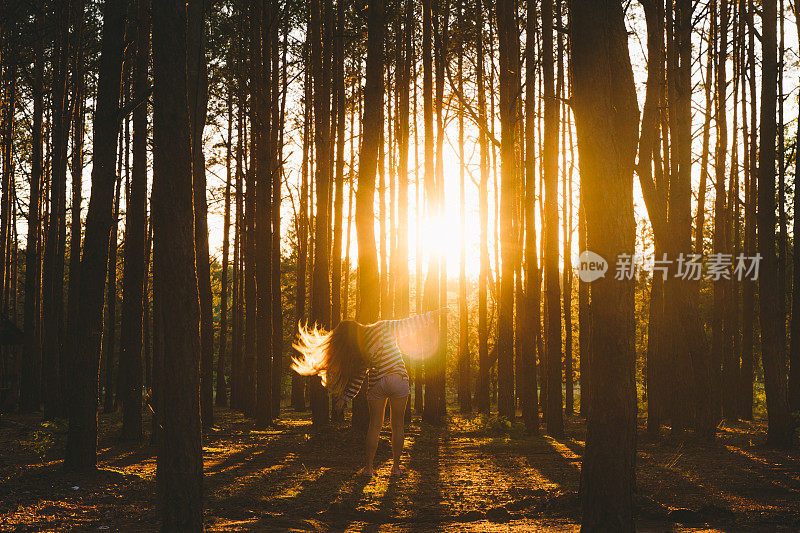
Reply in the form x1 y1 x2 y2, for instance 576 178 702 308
2 407 799 531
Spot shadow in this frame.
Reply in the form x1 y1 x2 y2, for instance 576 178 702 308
406 422 445 531
99 442 156 469
634 426 800 528
477 433 581 519
217 419 387 529
6 405 800 531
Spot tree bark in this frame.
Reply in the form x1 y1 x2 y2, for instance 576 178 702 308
152 0 204 526
119 0 150 440
757 0 794 448
42 0 72 418
665 0 716 438
395 0 411 326
292 30 311 412
713 0 729 422
354 0 384 430
102 165 122 413
65 0 86 416
637 0 666 432
20 9 44 414
65 0 126 470
216 85 232 408
542 0 563 436
331 0 346 328
310 0 332 427
187 0 214 431
789 0 800 412
571 0 639 528
521 0 540 432
271 16 285 419
455 0 471 414
740 0 758 420
475 0 490 414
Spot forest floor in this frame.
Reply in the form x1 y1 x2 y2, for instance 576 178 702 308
0 406 799 532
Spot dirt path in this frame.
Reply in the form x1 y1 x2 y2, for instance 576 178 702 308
1 408 798 531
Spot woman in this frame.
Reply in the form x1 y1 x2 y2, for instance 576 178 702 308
292 308 449 477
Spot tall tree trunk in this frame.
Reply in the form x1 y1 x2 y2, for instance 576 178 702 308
343 64 357 325
757 0 794 447
560 4 574 417
521 0 540 432
496 0 519 422
42 0 72 418
542 0 563 436
216 84 232 408
563 108 574 416
102 165 122 413
712 0 729 422
292 32 311 412
20 9 43 414
231 53 246 410
331 0 346 328
241 0 257 418
665 0 716 438
231 86 244 411
394 0 411 324
775 0 788 431
695 10 714 256
251 0 273 428
65 0 86 415
310 0 332 427
398 0 413 423
724 2 742 423
637 0 667 433
187 0 214 430
270 14 285 418
475 0 490 414
789 0 800 412
119 0 151 440
740 0 757 420
65 0 126 470
420 0 439 424
571 0 639 527
379 123 388 319
578 199 588 416
456 0 471 414
354 0 384 431
143 220 152 392
435 0 449 422
152 0 203 526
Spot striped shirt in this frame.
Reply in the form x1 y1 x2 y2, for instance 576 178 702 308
342 311 438 401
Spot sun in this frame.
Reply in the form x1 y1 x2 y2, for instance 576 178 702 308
419 213 463 271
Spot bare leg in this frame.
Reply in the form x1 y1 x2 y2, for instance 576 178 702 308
360 397 387 476
389 395 409 475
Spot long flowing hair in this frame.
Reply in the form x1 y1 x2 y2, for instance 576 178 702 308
291 320 364 397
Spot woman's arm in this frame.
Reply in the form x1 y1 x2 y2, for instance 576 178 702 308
383 308 449 338
341 366 368 402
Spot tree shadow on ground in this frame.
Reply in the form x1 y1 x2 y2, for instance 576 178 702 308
3 407 800 531
405 421 445 531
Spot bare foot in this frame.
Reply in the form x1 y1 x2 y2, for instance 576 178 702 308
390 465 405 477
357 466 374 477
